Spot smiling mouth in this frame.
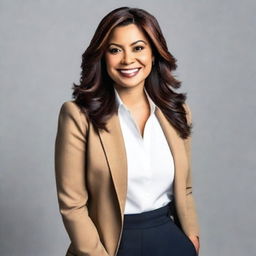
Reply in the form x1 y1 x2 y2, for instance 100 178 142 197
117 68 141 77
117 68 141 73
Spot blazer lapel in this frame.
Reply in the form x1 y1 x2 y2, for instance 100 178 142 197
155 108 188 207
98 111 128 217
98 107 188 218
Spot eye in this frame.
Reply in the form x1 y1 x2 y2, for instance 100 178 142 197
134 45 145 51
108 48 121 54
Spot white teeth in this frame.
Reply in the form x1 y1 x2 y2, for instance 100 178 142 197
119 68 139 74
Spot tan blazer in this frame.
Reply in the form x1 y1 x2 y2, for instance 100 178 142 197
54 100 200 256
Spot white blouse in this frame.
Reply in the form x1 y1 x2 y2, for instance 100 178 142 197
114 87 175 214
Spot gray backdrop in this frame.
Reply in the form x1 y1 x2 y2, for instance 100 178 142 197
0 0 255 255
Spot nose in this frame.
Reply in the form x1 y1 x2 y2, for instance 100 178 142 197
121 51 134 65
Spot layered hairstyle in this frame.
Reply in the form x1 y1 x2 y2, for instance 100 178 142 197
72 6 193 139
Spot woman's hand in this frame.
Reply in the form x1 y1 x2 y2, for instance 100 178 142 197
188 235 200 254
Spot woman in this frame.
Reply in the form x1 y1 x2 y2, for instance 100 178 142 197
54 6 200 256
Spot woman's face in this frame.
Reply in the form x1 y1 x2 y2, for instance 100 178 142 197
104 24 154 90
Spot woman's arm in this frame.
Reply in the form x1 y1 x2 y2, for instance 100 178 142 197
54 101 109 256
183 103 200 253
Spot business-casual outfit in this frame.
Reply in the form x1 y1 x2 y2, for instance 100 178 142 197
54 90 200 256
113 88 197 255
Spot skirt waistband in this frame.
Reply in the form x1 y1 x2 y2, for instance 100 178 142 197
123 201 174 229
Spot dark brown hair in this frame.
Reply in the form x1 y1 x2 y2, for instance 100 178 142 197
72 6 192 139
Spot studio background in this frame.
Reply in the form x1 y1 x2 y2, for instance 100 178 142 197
0 0 255 255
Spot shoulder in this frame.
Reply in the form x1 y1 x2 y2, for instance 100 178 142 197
57 100 89 131
59 100 81 114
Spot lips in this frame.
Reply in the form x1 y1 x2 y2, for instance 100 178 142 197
118 68 140 74
117 67 141 78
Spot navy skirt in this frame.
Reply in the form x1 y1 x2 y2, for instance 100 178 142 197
116 201 198 256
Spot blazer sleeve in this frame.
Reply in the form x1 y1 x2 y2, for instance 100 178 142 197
183 103 200 242
54 101 109 256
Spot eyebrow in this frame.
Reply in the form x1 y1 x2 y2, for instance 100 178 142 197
108 40 147 47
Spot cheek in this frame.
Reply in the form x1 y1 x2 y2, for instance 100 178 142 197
105 55 119 70
140 54 153 67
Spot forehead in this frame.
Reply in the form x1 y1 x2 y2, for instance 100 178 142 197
107 24 149 44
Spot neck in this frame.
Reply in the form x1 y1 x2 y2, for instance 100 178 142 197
114 84 148 110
